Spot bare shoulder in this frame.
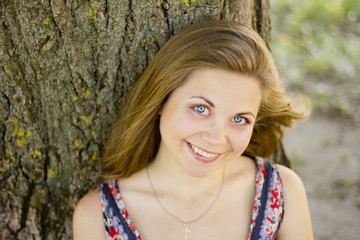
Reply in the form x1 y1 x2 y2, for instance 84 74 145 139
73 189 106 240
276 164 305 190
275 164 314 240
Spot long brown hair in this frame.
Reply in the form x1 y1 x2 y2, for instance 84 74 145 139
101 20 310 180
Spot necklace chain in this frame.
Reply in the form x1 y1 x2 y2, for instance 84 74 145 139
146 165 225 225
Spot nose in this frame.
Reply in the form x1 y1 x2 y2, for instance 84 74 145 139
201 120 228 146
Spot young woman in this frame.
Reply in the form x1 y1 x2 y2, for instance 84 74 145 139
73 20 313 240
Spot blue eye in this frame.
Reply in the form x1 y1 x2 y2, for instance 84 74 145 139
233 116 246 124
195 105 208 114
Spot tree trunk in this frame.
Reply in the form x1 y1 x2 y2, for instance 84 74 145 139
0 0 281 239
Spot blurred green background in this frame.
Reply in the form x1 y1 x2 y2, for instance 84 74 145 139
270 0 360 122
271 1 360 238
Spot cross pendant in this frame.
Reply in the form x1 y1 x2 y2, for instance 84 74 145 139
183 223 191 240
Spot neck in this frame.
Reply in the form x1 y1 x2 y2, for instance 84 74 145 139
146 159 225 224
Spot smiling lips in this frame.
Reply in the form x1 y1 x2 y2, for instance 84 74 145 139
186 141 221 163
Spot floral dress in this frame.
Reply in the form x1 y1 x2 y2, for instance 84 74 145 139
98 157 285 240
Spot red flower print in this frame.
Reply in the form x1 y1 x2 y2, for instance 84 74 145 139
109 227 117 237
110 187 117 197
259 164 267 177
122 210 129 219
271 203 280 209
272 188 279 197
130 222 136 230
270 197 280 209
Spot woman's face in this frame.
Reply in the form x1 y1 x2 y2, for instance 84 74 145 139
157 68 262 178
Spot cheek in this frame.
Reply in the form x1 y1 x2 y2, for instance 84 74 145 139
160 107 199 139
174 112 202 138
229 127 254 153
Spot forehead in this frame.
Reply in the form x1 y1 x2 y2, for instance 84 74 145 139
176 68 261 95
167 68 262 112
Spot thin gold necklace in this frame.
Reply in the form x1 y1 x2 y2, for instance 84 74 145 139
146 166 225 240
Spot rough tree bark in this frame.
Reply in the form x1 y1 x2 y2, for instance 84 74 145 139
0 0 284 239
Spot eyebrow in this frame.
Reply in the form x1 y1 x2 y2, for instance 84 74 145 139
191 96 256 118
236 112 256 119
190 96 215 107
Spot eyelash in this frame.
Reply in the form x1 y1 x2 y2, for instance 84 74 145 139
191 104 250 125
232 116 250 125
193 104 210 115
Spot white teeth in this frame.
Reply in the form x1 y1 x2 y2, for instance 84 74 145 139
191 145 217 158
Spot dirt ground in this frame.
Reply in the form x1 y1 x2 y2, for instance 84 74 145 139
283 115 360 239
